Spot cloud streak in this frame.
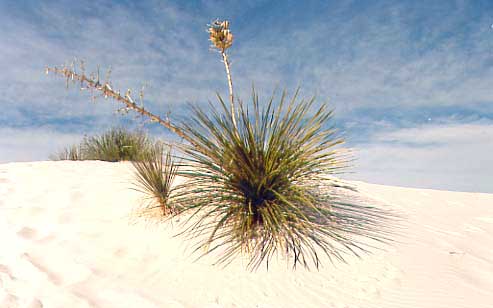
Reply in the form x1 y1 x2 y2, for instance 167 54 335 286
345 121 493 193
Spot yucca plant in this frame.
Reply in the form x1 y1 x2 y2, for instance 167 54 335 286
132 143 179 215
46 19 394 270
82 127 153 162
171 90 392 270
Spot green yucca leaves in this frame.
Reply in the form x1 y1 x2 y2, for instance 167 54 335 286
132 143 179 215
172 89 392 270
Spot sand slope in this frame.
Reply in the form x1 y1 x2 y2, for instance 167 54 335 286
0 161 492 308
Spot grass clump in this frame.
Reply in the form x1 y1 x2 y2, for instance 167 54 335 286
82 127 153 162
50 144 84 161
52 128 179 216
51 127 155 162
132 143 179 215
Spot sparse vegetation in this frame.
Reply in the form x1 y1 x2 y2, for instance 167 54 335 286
81 127 153 162
46 19 394 270
51 127 155 162
132 143 179 215
50 144 84 161
52 127 178 218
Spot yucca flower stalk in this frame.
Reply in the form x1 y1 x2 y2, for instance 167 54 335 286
45 65 188 142
208 20 237 130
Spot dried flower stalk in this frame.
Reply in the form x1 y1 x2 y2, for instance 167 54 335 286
208 20 237 130
48 20 238 141
45 65 191 143
208 20 233 51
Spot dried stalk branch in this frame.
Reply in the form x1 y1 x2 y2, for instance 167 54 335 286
46 65 191 143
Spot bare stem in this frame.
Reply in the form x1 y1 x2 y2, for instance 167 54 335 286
221 51 237 130
46 66 192 143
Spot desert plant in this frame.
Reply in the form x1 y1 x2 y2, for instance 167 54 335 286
46 19 394 270
132 143 179 215
172 90 390 269
50 144 84 161
50 128 157 162
81 127 153 162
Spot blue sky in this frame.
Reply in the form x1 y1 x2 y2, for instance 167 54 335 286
1 0 492 193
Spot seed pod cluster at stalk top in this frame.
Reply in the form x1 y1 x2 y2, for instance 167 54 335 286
208 20 234 51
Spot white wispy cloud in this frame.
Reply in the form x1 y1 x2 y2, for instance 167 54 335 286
0 1 229 124
345 121 493 193
287 2 493 111
2 0 491 121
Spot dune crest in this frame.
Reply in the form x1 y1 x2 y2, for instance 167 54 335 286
0 161 492 308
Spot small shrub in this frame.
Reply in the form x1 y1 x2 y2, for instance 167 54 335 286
132 143 179 215
82 127 153 162
50 144 84 161
173 90 390 270
50 128 157 162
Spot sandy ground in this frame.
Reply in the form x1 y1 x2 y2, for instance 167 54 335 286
0 161 492 308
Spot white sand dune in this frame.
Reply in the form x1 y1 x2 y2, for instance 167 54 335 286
0 161 492 308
